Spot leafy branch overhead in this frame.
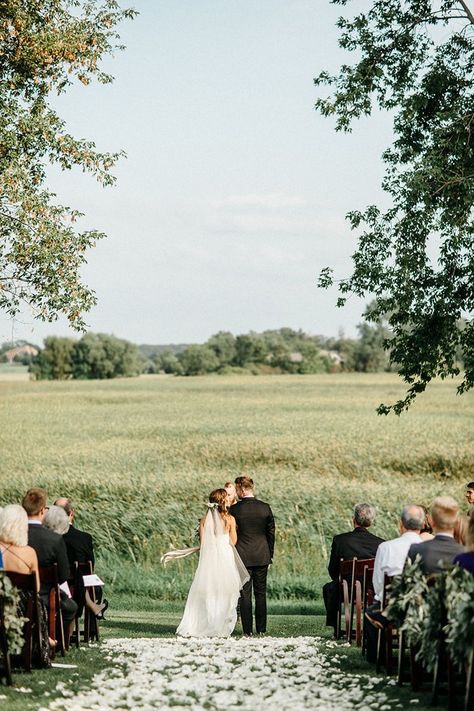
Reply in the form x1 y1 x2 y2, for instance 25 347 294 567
0 0 137 330
316 0 474 414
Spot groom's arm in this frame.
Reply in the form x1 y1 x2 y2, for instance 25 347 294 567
266 506 275 561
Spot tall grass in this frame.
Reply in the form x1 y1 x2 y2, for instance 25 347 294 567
1 373 472 599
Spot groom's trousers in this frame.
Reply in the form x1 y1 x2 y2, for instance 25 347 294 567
240 565 268 635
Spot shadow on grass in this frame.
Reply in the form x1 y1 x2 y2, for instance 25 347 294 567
103 618 177 637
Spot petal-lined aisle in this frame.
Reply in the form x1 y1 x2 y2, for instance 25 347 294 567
42 636 396 710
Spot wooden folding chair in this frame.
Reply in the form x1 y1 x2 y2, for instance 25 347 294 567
39 563 66 657
4 570 42 673
336 557 375 646
76 560 99 644
375 574 398 675
361 563 374 657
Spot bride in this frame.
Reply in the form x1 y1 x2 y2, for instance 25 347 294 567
176 488 249 637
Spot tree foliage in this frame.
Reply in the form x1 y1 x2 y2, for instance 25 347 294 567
0 0 136 329
316 0 474 413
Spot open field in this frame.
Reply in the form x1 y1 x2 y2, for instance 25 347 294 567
1 373 473 599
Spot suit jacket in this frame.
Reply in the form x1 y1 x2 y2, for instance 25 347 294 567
407 534 463 575
28 523 70 594
230 497 275 567
62 525 95 571
328 527 384 580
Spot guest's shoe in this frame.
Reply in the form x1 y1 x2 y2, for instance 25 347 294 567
96 598 109 620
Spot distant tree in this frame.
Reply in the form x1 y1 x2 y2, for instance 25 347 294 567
353 322 391 373
71 333 144 379
155 350 183 375
31 336 76 380
0 1 136 330
206 331 236 366
316 0 474 413
233 334 268 367
179 345 219 376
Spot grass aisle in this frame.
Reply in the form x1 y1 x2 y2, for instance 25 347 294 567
1 609 441 710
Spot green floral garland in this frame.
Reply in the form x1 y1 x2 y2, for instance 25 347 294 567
0 573 26 657
385 557 474 673
444 565 474 670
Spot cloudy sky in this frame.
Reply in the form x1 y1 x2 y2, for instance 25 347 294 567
1 0 393 347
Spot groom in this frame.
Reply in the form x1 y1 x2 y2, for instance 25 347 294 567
230 476 275 635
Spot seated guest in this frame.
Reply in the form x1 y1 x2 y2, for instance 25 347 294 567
372 505 424 604
0 504 50 666
0 504 39 588
407 496 463 574
323 503 384 635
454 509 474 574
54 497 107 619
418 505 434 540
364 505 423 658
22 488 78 642
454 513 468 545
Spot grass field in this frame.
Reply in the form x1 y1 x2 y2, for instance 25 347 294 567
1 372 473 599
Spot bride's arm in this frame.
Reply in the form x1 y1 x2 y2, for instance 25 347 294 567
228 516 237 545
199 516 206 542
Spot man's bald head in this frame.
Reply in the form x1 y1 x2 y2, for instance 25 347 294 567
400 505 425 532
54 497 74 520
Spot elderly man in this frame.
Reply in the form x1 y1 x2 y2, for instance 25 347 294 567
372 505 424 603
54 497 94 570
407 496 463 574
323 503 384 636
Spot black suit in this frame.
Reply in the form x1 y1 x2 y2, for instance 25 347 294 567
407 534 463 575
230 497 275 634
63 524 97 615
28 523 78 623
323 527 384 630
63 525 95 570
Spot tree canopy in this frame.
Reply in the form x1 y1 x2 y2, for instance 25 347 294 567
0 0 136 330
316 0 474 413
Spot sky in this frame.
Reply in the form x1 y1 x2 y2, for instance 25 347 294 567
1 0 394 347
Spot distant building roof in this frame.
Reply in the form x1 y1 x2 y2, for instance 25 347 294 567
4 345 38 363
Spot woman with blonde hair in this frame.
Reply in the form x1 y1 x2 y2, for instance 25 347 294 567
168 488 249 637
0 504 39 588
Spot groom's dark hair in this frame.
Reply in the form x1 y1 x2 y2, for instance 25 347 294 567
235 476 254 490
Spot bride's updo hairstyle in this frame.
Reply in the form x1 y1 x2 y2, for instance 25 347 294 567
209 488 228 515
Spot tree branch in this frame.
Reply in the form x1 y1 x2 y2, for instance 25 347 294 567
458 1 474 24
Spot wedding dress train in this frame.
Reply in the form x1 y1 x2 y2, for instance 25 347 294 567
177 508 249 637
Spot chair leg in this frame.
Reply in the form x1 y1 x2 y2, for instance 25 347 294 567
397 629 406 686
355 581 362 647
376 628 383 673
431 640 442 706
385 626 394 676
465 649 474 711
410 645 422 691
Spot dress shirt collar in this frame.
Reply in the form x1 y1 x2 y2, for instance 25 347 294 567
434 532 454 539
28 520 42 525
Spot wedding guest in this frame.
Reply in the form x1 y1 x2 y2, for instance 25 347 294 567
454 514 468 545
224 482 238 507
407 496 463 574
0 504 39 588
54 497 107 619
454 509 474 574
0 504 51 665
323 503 384 635
465 481 474 512
418 505 434 540
364 505 423 657
22 488 78 640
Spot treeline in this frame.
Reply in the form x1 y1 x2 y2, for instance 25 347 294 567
146 322 392 376
17 321 392 381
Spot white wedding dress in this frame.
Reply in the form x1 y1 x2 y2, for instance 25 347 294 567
177 509 249 637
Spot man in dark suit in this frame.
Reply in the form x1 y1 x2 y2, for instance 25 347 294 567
230 476 275 635
55 497 106 618
323 503 384 635
22 488 78 639
407 496 463 574
54 497 94 570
